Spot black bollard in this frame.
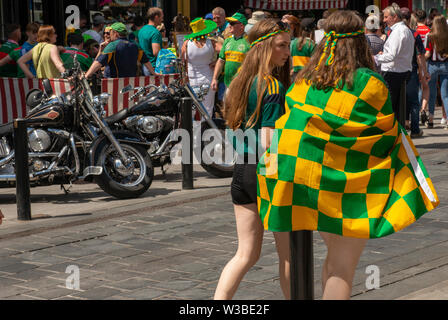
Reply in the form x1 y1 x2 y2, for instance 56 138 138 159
398 77 407 127
13 119 31 221
181 97 193 190
290 231 314 300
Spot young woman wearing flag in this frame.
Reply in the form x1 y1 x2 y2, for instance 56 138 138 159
214 19 291 300
257 10 439 300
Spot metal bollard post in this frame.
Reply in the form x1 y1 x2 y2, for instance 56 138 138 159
13 119 31 221
181 97 193 190
290 231 314 300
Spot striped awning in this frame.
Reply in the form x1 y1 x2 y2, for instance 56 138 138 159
245 0 349 10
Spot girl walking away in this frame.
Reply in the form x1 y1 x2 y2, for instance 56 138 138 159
257 10 439 300
214 19 291 300
425 16 448 129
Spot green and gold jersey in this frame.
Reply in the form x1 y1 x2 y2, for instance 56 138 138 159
290 37 315 73
257 68 439 238
228 75 285 158
218 35 250 87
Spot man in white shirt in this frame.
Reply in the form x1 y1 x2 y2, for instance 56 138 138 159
375 4 414 123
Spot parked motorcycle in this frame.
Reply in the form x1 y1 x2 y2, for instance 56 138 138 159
105 62 235 178
0 56 154 199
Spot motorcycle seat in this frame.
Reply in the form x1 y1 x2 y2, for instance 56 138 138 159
0 122 14 136
104 108 130 125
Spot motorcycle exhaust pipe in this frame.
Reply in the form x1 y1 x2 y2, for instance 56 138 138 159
0 151 15 167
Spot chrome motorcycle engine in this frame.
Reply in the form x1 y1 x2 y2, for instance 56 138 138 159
0 137 11 158
28 129 51 152
124 115 165 135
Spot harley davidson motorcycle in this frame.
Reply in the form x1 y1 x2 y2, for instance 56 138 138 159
0 57 154 199
105 60 236 178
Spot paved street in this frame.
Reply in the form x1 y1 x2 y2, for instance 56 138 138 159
0 111 447 300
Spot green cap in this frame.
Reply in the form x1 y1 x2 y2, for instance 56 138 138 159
109 22 128 34
226 12 248 26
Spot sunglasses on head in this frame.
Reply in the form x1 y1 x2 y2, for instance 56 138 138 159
276 21 290 31
229 21 242 26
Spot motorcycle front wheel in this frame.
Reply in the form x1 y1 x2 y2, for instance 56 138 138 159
94 142 154 199
199 118 235 178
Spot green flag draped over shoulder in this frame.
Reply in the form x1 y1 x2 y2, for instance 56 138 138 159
256 68 439 239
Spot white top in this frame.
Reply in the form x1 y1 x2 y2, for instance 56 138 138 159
187 39 215 84
375 21 414 73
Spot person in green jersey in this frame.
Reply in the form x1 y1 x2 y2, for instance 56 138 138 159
138 7 163 75
257 11 439 300
211 12 250 96
0 23 39 78
214 19 291 300
290 18 316 80
0 24 21 77
60 33 93 72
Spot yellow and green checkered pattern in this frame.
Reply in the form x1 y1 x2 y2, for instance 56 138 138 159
257 68 439 239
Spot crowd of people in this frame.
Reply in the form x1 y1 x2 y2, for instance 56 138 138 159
0 4 445 300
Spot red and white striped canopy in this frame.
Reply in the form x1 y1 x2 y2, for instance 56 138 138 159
245 0 349 10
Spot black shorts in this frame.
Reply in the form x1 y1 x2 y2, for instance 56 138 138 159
231 163 258 205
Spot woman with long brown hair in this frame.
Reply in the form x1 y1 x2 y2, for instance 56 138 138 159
257 10 439 299
18 25 65 79
425 15 448 129
214 19 291 300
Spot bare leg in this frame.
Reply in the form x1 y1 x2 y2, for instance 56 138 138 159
273 232 290 299
214 203 264 300
319 231 367 300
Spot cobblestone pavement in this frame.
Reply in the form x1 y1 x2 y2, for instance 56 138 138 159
0 114 447 300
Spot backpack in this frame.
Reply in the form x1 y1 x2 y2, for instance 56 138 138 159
155 49 177 74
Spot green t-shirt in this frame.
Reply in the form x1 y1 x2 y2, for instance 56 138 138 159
218 35 250 87
0 41 20 77
60 47 93 72
228 76 286 158
290 37 315 73
8 48 24 78
138 24 162 68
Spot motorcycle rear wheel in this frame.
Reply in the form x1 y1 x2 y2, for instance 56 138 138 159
94 142 153 199
199 119 235 178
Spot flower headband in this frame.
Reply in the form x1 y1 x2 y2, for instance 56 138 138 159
316 29 364 70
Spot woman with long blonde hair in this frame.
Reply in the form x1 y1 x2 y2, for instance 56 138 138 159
214 19 291 300
425 15 448 129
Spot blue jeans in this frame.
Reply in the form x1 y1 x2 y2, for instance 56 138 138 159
428 61 448 117
406 68 421 134
218 81 226 101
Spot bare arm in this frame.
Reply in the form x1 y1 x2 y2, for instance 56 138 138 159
17 50 35 79
152 42 161 59
50 45 65 74
85 60 103 79
211 58 225 91
143 62 157 75
0 55 12 67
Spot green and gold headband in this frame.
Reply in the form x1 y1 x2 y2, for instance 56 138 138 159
250 30 289 48
316 29 364 70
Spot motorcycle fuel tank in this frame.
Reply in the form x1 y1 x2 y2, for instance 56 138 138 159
25 99 71 127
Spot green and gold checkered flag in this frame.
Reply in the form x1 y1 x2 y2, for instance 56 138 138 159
257 68 439 239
